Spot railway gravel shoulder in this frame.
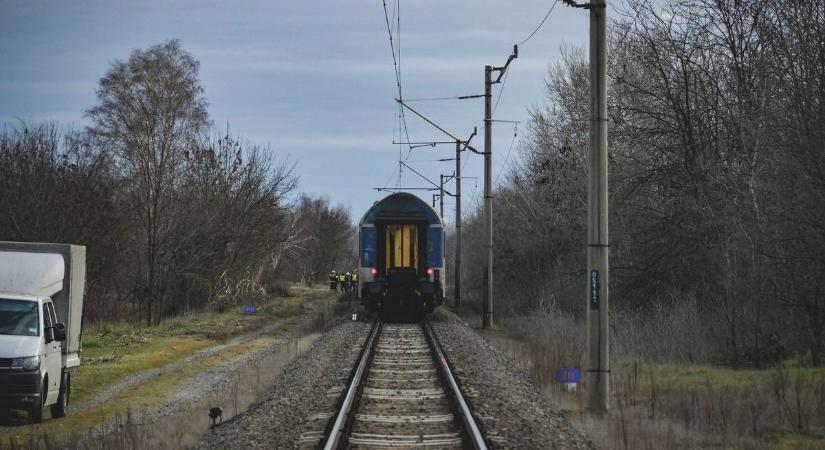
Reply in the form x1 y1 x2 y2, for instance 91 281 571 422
431 309 597 450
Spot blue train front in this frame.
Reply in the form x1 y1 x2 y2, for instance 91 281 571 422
359 192 445 320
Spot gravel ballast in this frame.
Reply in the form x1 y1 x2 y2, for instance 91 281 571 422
196 321 370 449
431 309 597 450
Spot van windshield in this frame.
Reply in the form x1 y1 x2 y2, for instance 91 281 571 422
0 298 39 336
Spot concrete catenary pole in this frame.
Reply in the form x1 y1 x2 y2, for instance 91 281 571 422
483 65 494 329
454 140 462 308
586 0 609 412
439 174 445 218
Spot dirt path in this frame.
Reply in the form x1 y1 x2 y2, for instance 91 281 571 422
71 314 295 414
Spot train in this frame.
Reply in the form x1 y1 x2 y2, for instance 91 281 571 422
358 192 445 321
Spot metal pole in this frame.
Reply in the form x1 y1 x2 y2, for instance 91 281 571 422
483 65 493 329
439 174 445 218
455 140 462 308
586 0 609 413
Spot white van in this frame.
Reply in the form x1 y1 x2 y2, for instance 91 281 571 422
0 242 85 423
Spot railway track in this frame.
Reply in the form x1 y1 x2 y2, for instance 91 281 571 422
322 319 486 450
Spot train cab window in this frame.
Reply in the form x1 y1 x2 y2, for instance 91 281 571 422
385 224 418 271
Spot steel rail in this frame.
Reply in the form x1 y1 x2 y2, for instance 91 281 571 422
424 319 489 450
323 319 382 450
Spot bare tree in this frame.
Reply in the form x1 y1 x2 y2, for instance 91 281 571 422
86 40 210 325
461 0 825 367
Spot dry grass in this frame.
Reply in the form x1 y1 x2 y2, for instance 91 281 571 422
610 360 825 449
484 312 825 450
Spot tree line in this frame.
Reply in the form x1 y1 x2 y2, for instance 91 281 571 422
0 40 353 325
461 0 825 367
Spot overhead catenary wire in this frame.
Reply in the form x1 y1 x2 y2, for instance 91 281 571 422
404 94 486 102
517 0 560 47
492 67 509 117
492 2 561 119
381 0 415 189
381 1 558 196
494 123 519 184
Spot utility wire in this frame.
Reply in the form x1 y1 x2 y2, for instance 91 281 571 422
495 123 519 184
517 0 560 47
382 1 400 84
493 1 560 118
404 94 485 102
382 0 414 188
492 67 510 117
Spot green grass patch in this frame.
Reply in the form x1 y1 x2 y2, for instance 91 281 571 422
767 431 825 450
614 360 825 394
73 336 214 406
68 293 311 406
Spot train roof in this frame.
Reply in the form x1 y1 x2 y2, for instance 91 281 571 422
360 192 443 226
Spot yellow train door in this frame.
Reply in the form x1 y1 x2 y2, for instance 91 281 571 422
384 224 419 271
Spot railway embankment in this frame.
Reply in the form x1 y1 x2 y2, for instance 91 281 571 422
197 321 370 449
430 310 597 449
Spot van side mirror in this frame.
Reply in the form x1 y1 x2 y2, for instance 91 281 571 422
45 323 67 343
54 323 67 341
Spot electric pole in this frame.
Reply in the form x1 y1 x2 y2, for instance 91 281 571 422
454 140 462 308
452 128 476 309
483 46 517 329
585 0 609 413
483 64 493 329
439 174 446 218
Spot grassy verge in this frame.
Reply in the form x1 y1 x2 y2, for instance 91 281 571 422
6 338 273 443
72 289 313 406
480 321 825 450
2 285 333 445
611 360 825 450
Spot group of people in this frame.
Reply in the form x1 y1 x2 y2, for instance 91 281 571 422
329 270 358 293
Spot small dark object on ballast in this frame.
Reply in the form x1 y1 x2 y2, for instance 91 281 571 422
209 407 223 428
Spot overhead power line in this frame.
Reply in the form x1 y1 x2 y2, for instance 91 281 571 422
382 0 416 189
517 0 560 47
490 1 561 119
404 94 486 102
495 123 519 184
492 67 510 117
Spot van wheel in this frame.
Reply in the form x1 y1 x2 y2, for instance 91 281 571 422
28 384 45 423
50 373 69 418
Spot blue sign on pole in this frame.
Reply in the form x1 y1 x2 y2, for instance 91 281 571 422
243 305 257 315
555 368 581 384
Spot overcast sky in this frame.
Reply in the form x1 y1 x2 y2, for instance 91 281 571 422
0 0 590 222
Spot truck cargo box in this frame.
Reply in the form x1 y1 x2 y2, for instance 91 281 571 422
0 242 85 369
